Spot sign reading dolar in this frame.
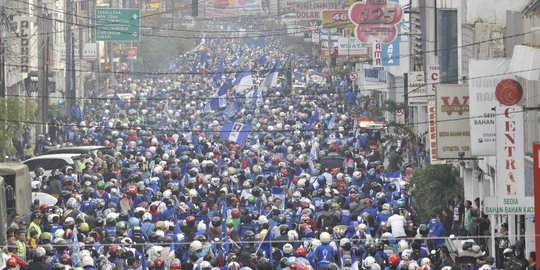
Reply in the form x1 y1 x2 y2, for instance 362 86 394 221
348 0 403 44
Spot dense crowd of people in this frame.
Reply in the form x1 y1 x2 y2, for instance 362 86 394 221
2 21 534 270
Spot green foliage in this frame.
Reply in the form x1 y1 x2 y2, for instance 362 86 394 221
0 97 37 158
411 164 463 222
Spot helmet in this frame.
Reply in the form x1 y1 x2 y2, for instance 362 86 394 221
200 261 211 270
417 224 429 237
66 198 77 209
97 181 106 190
154 258 165 268
81 256 94 268
79 222 90 233
295 246 307 257
401 249 413 260
61 254 71 265
320 232 331 244
189 241 203 253
211 216 222 227
362 256 376 269
129 217 140 227
388 255 400 267
6 257 17 267
231 208 241 218
35 167 45 176
34 247 46 258
186 216 196 226
41 232 52 242
283 243 294 255
170 261 181 270
421 258 431 266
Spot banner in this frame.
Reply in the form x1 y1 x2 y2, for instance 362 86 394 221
427 64 440 95
468 58 511 156
380 0 401 66
407 72 426 106
205 0 261 18
435 84 471 159
484 106 534 215
322 10 353 29
282 0 349 21
337 37 368 57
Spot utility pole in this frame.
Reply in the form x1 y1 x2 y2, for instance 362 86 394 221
37 4 50 135
65 0 73 120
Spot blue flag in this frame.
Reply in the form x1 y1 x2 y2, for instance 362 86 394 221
221 122 252 145
257 54 267 66
214 58 224 83
222 100 240 119
307 108 319 128
259 227 273 264
233 67 254 94
327 110 336 129
114 93 124 107
141 249 148 270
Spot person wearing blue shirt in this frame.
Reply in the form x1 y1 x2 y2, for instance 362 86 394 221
314 232 335 269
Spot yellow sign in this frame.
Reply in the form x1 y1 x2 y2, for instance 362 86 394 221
322 10 354 29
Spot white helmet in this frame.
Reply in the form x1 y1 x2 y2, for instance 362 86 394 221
81 256 94 267
398 240 409 253
283 243 294 255
401 249 413 260
142 213 152 222
320 232 331 244
189 240 203 253
480 265 491 270
34 247 46 258
54 229 65 240
79 250 91 260
408 261 419 270
200 261 211 269
287 230 298 241
309 239 321 251
362 256 376 269
421 258 431 266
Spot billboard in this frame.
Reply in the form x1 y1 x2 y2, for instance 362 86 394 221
322 10 353 29
337 37 368 57
349 0 403 44
205 0 261 18
282 0 349 21
435 84 471 159
407 72 427 106
468 59 511 156
484 105 534 215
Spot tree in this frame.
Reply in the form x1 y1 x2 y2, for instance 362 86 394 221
0 97 38 160
411 164 463 222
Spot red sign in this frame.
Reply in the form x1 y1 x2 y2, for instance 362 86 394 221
128 47 138 60
348 0 403 44
534 143 540 266
429 105 438 162
495 79 523 106
396 102 404 116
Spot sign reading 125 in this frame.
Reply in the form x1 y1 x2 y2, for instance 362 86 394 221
349 0 403 44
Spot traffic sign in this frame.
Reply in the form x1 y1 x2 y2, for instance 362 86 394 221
96 8 141 42
349 72 358 81
396 102 404 116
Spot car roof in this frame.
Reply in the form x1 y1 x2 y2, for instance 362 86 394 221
40 146 110 156
23 153 83 162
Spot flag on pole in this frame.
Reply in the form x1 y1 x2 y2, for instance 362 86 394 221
233 67 254 94
258 61 280 93
220 122 252 144
258 227 273 264
72 228 80 267
245 88 261 105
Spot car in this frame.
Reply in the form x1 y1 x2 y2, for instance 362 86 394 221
23 153 85 176
32 192 57 207
39 146 111 159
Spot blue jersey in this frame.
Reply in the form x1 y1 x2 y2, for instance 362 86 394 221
314 244 335 268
